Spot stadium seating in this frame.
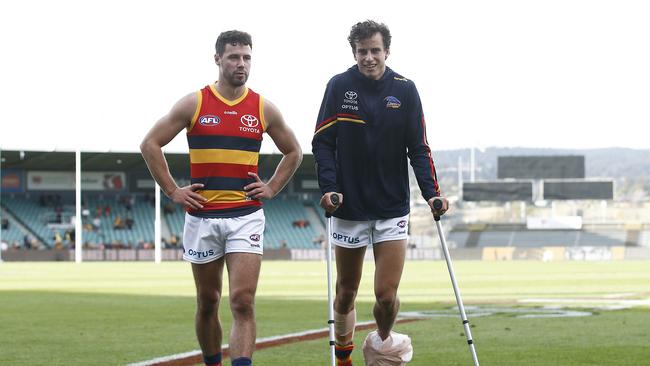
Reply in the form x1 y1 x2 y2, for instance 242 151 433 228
449 228 628 248
447 231 470 249
82 195 154 247
0 216 28 247
162 197 185 243
514 230 578 247
263 198 319 249
1 194 74 248
4 190 638 251
578 230 627 246
476 231 516 247
2 193 155 248
163 196 321 249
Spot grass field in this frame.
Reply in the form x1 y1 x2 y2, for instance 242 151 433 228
1 260 649 365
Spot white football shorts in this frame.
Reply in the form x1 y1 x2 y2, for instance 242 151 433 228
182 209 265 264
330 214 409 248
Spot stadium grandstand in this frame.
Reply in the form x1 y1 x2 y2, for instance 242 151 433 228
2 149 650 261
0 150 328 261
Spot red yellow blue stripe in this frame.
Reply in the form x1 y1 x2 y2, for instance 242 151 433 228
314 114 365 135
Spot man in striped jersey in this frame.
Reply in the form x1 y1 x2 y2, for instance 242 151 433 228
312 20 448 365
141 30 302 366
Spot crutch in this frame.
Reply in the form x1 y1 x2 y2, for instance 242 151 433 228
433 197 480 366
325 193 340 366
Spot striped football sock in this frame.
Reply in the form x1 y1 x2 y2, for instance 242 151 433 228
335 343 354 366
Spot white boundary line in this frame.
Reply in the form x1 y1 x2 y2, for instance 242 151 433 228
127 350 203 366
519 298 650 307
126 319 382 366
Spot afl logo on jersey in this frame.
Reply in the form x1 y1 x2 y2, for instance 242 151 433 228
397 220 407 228
199 115 221 126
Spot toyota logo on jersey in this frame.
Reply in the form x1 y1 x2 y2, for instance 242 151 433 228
240 114 259 127
239 114 260 134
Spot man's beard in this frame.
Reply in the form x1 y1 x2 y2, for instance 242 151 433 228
226 72 248 87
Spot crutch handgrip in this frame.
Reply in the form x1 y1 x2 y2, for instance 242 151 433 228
432 197 443 210
330 193 340 205
325 193 340 218
432 197 444 221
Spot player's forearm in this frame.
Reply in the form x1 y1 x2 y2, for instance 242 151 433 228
312 137 338 193
266 149 302 196
409 148 441 200
140 140 179 197
315 160 337 194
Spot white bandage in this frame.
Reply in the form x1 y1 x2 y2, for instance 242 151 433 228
334 309 357 339
362 330 413 366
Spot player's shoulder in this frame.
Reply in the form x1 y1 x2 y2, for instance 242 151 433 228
246 85 261 98
389 69 416 87
326 69 353 88
175 90 200 112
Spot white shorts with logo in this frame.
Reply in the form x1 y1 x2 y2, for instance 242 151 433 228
330 214 409 248
182 209 265 264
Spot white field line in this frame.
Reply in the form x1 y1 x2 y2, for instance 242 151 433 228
126 350 203 366
126 319 382 366
519 298 650 307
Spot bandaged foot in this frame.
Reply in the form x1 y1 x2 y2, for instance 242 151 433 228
362 330 413 366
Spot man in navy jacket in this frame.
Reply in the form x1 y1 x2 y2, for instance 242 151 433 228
312 20 448 365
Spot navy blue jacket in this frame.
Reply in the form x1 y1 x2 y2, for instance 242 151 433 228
312 65 441 220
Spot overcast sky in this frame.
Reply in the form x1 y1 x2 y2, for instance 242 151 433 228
1 0 648 154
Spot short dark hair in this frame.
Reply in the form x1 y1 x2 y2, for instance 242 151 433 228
348 20 391 52
215 30 252 56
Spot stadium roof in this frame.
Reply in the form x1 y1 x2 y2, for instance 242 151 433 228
1 150 317 177
1 150 75 171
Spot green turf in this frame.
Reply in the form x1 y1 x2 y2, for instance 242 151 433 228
0 261 649 365
254 308 650 365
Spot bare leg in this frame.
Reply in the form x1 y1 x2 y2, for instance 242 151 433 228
333 245 366 345
372 239 406 340
192 258 226 357
226 252 262 359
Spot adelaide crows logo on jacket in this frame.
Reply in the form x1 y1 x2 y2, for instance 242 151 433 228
384 96 401 109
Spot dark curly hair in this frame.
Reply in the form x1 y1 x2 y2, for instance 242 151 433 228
215 30 252 56
347 20 391 53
